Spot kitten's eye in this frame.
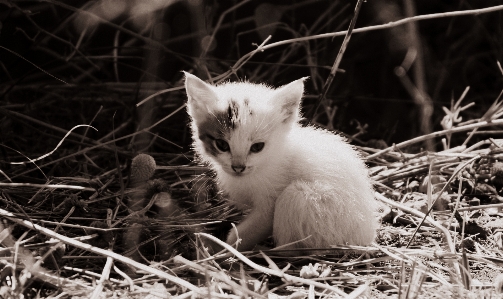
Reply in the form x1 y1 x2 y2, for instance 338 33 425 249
215 139 230 152
250 142 265 153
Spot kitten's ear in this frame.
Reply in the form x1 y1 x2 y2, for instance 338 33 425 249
274 77 307 123
184 71 219 121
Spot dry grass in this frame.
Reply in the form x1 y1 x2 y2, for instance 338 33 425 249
1 1 503 298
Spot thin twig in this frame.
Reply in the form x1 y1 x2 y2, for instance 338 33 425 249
8 125 96 165
0 182 94 191
89 256 113 299
173 255 265 299
404 0 432 151
0 46 68 85
312 0 364 120
9 103 186 180
36 0 183 60
255 4 503 51
463 89 503 146
136 36 272 107
0 108 118 151
456 202 503 212
374 193 461 277
200 0 251 59
197 233 348 297
366 119 503 161
0 207 204 294
406 155 480 248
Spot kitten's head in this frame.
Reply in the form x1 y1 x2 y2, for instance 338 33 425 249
184 72 305 177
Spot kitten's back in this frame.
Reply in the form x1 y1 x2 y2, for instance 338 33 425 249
287 126 371 184
274 125 378 247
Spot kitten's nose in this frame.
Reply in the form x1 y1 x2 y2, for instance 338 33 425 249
231 165 246 173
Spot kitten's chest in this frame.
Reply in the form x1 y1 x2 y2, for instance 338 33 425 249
219 171 291 210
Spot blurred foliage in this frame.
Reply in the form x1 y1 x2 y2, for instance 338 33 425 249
0 0 502 154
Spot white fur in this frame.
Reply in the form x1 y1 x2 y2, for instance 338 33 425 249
184 72 378 251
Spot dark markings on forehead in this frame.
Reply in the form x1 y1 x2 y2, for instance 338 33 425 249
194 100 245 157
243 98 253 116
202 99 240 131
226 100 239 129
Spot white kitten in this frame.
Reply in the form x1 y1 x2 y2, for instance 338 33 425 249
184 72 378 251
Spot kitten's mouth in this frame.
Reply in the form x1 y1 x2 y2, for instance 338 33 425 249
224 166 252 176
230 170 248 177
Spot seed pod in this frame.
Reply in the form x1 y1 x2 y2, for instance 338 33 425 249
129 153 156 211
130 153 156 187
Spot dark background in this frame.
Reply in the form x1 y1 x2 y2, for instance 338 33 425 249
1 0 503 174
